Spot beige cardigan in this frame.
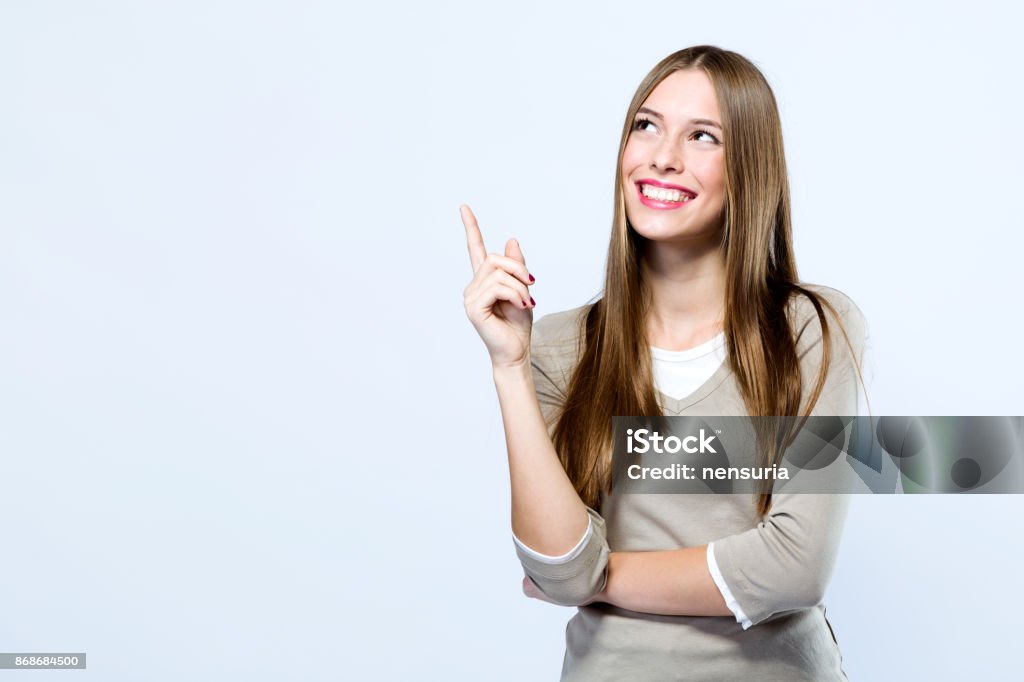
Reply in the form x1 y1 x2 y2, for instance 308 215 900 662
514 284 867 681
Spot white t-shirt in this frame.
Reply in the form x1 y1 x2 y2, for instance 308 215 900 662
513 332 753 628
649 331 727 399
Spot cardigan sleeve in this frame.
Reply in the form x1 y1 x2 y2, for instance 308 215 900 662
513 311 610 606
706 541 753 629
514 516 593 563
710 288 868 627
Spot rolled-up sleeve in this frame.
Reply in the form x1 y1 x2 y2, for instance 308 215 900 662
706 541 753 629
515 505 610 605
710 493 851 625
709 288 868 626
514 311 610 606
514 516 593 563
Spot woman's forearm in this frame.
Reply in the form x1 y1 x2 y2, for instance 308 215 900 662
598 547 733 617
493 359 590 556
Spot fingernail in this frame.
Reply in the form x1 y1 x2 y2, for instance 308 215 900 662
530 296 536 306
521 299 527 307
528 274 535 283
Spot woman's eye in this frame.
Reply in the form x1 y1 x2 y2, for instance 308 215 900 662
693 129 720 144
633 117 655 132
632 118 718 144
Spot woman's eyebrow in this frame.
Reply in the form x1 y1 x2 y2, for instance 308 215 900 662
636 106 722 130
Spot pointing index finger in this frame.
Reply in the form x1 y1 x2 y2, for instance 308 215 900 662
460 204 487 272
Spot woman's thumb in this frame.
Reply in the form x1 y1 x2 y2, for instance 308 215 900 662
505 237 526 266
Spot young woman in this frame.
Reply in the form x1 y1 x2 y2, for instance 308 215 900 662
461 45 868 681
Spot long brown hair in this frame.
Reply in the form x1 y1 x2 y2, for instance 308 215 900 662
551 45 866 518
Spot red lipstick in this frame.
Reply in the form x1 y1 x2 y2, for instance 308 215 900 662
635 179 698 210
637 178 698 195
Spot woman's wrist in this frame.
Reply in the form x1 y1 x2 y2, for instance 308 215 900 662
491 355 532 382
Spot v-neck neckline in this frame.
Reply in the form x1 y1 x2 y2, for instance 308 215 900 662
655 358 733 414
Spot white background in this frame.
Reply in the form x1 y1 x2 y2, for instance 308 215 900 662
1 1 1021 680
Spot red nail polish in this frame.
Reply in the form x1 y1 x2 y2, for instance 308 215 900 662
529 274 535 283
530 296 536 306
521 299 527 307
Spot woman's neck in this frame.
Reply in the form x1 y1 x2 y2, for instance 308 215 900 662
641 239 727 351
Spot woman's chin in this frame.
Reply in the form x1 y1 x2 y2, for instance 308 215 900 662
630 222 717 244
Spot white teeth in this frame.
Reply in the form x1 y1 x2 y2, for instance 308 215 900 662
641 184 693 202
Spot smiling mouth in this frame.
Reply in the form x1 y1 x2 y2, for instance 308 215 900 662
636 182 697 206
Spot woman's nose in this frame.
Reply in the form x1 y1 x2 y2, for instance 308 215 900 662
651 140 683 173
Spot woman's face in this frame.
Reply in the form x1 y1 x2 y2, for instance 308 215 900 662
621 69 726 243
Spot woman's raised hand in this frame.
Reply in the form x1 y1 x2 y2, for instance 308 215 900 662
461 204 537 370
